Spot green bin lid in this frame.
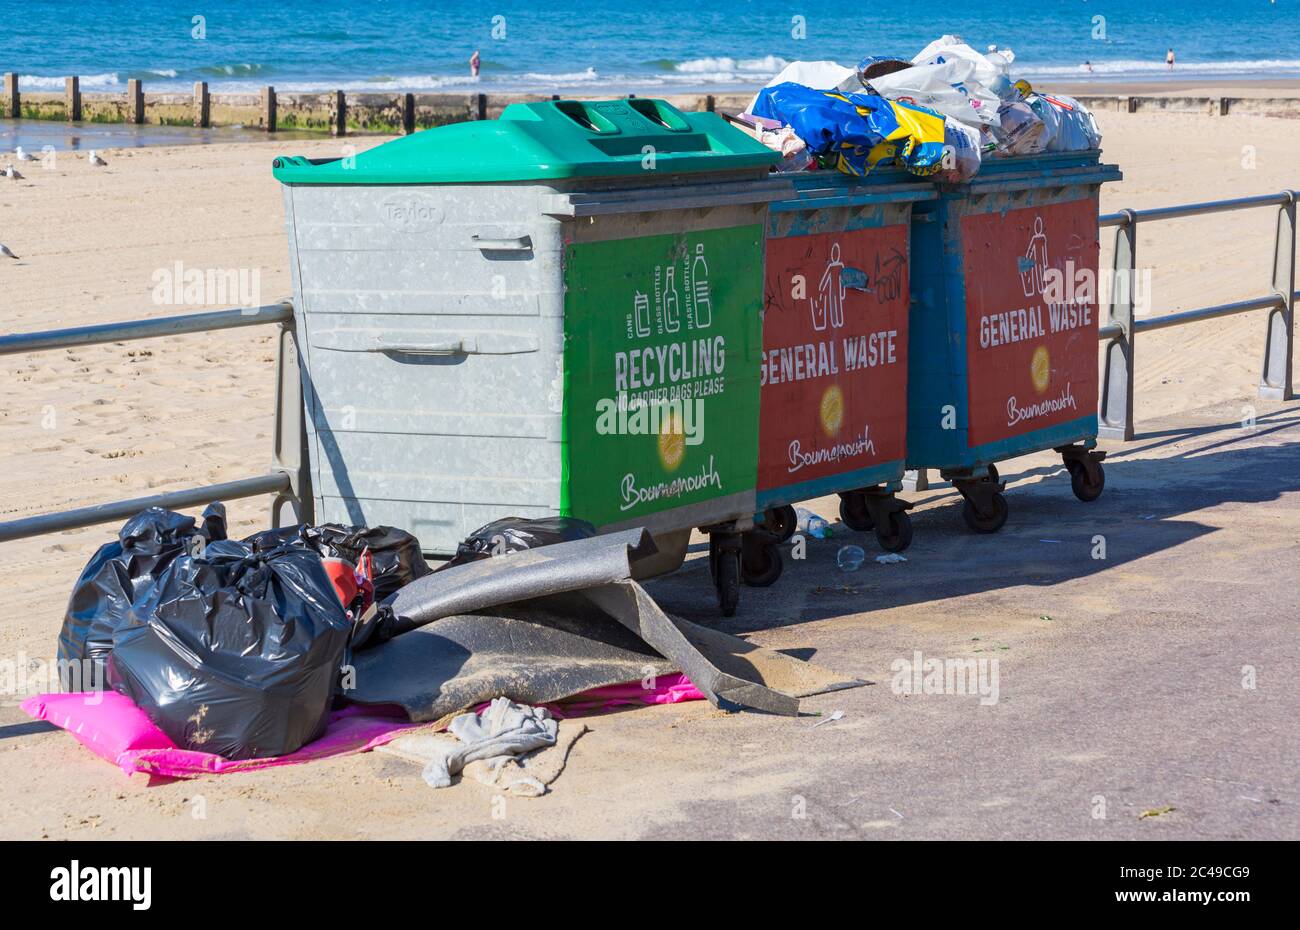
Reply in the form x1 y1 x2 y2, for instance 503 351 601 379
273 98 779 185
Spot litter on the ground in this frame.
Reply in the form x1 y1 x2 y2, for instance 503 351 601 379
837 545 866 572
812 710 846 728
31 506 867 781
876 552 908 564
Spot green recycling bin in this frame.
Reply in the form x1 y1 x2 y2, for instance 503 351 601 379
274 99 788 614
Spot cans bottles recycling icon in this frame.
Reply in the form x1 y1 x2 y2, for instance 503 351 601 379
627 238 715 339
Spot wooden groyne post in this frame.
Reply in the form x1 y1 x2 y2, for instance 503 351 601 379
66 76 81 122
401 92 415 134
128 78 144 123
194 81 210 127
261 85 276 132
3 73 17 118
331 89 346 136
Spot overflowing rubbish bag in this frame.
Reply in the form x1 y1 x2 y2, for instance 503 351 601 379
749 60 857 111
1027 92 1101 152
57 503 227 689
866 58 1001 129
935 117 983 183
444 516 598 569
752 83 946 178
743 34 1102 182
992 100 1047 155
108 536 353 760
246 522 429 603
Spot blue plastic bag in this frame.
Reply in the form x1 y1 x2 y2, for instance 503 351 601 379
751 82 946 177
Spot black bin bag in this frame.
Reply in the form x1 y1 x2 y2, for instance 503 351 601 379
57 503 226 690
245 522 430 602
108 539 352 760
443 516 598 569
348 516 600 651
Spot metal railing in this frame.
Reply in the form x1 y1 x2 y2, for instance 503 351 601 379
0 191 1296 544
0 302 313 543
1097 190 1298 439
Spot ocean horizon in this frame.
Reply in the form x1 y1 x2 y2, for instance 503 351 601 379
2 0 1300 96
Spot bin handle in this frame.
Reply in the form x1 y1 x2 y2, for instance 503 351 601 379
472 234 533 252
312 332 540 356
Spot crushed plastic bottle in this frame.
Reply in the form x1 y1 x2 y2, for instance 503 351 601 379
836 545 866 572
796 508 831 539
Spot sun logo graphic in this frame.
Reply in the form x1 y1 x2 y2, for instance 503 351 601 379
658 407 687 472
819 383 845 437
1030 344 1051 394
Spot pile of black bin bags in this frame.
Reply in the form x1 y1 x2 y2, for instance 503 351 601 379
58 504 432 760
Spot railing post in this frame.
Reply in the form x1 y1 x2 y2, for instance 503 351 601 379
1260 191 1297 401
270 317 314 527
1099 210 1137 440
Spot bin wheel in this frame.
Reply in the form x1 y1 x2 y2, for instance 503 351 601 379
1068 460 1105 502
874 509 913 553
763 505 798 544
838 493 875 532
985 463 1000 484
962 493 1009 534
742 542 784 587
708 537 742 617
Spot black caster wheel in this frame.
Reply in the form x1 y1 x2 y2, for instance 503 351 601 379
874 509 913 552
708 537 742 617
962 492 1009 534
742 541 783 587
1067 460 1105 502
838 492 875 531
984 462 1000 484
762 504 798 543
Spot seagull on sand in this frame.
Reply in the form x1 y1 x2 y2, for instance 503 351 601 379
1 243 19 260
88 150 107 167
4 164 22 180
15 146 35 162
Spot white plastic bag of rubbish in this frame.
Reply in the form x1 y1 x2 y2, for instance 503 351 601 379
748 60 856 111
993 100 1047 155
868 57 1000 128
1027 93 1102 152
933 117 982 183
912 34 1009 88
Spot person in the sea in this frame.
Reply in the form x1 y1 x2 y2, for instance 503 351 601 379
1166 48 1175 70
470 49 481 78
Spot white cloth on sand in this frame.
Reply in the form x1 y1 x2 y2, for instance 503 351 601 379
421 697 559 791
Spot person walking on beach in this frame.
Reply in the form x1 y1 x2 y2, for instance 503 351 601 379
1166 48 1175 70
470 49 481 78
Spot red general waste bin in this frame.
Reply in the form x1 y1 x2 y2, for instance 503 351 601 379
738 170 935 587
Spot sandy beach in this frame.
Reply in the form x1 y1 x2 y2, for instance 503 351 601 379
1 98 1298 838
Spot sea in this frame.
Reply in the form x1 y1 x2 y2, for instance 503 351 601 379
2 0 1298 96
